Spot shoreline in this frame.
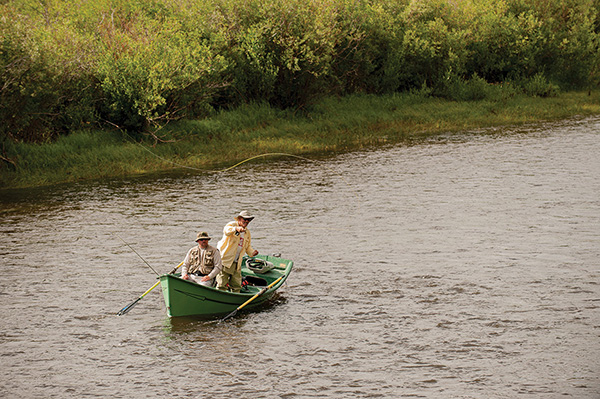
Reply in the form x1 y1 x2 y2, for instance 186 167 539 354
1 91 599 190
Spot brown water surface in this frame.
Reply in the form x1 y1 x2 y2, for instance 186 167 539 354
1 117 599 398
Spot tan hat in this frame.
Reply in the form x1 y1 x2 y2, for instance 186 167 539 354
236 210 255 221
195 231 211 241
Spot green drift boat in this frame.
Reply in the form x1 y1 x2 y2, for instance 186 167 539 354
159 254 293 317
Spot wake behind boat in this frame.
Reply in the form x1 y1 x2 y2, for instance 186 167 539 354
159 254 293 317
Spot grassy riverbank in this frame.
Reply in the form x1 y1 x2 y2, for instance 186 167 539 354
1 90 599 190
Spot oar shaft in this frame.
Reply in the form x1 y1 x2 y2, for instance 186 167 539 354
238 275 284 311
141 261 183 298
139 280 160 299
221 275 285 321
117 262 183 316
237 287 268 312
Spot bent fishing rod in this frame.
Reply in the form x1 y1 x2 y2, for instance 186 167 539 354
115 233 159 276
115 233 181 315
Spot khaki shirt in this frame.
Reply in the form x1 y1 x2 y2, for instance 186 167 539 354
217 221 256 271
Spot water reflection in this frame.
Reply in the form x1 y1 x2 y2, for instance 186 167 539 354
161 294 288 336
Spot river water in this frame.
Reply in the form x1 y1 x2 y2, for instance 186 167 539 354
1 116 599 398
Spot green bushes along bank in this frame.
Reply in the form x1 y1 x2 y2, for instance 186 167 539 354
2 0 599 141
1 0 600 188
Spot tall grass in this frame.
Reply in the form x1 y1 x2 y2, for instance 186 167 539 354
2 90 599 189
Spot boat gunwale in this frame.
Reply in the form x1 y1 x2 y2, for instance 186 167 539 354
159 255 293 317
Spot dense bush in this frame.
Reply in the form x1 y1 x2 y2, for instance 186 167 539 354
0 4 97 142
1 0 599 143
94 3 229 134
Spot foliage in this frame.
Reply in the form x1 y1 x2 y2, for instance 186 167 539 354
0 2 97 142
521 73 560 97
0 0 599 143
3 89 599 189
93 1 229 135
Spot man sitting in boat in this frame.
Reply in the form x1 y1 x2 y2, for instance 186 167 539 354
181 231 223 287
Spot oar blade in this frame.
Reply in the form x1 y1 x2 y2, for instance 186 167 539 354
117 298 141 316
116 262 183 316
220 309 238 322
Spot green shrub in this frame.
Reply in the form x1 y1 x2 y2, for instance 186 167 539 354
0 5 97 142
1 0 598 143
437 73 520 102
521 73 560 97
220 0 360 108
93 3 228 133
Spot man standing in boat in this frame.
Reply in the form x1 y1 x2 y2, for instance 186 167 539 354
216 211 259 292
181 231 223 287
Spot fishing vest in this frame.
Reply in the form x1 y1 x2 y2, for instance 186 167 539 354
187 245 217 275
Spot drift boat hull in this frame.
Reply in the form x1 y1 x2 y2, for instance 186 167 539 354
159 254 293 317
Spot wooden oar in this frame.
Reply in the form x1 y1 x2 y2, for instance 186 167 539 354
117 262 183 316
220 275 284 322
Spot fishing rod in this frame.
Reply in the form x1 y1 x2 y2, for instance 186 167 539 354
117 261 183 316
114 233 179 316
114 233 159 276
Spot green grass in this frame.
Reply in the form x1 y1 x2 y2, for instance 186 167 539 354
2 90 599 189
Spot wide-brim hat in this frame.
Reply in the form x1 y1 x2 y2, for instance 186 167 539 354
195 231 211 241
236 210 255 221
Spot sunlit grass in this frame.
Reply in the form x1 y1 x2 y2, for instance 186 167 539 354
2 90 599 189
